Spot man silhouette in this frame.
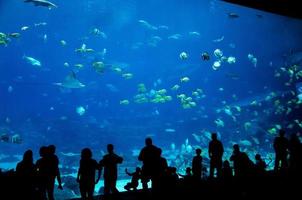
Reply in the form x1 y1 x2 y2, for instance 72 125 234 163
99 144 123 195
208 133 224 178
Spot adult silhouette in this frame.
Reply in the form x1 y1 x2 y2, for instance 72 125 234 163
208 133 224 178
16 149 36 199
77 148 100 200
230 144 253 178
99 144 123 195
273 130 289 172
36 145 62 200
138 137 161 190
192 148 203 181
288 133 302 175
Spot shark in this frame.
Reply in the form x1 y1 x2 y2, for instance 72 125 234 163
53 71 85 89
24 0 58 9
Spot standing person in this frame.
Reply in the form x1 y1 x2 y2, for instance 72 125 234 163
99 144 123 195
36 145 63 200
138 137 161 190
273 130 289 172
47 145 63 196
16 149 36 200
77 148 100 200
192 148 203 181
208 133 224 178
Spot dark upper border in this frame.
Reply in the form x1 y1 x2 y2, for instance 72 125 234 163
221 0 302 19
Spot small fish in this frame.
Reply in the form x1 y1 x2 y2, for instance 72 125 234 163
165 128 176 133
76 106 86 116
228 12 239 18
23 55 41 67
213 36 224 43
179 52 188 60
120 99 130 105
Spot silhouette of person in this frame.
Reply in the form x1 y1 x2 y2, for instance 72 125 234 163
99 144 123 195
138 137 161 190
16 149 36 199
208 133 224 178
288 133 302 174
124 167 141 191
254 154 267 176
36 146 50 200
178 167 192 181
230 144 253 178
36 145 62 200
273 129 289 172
192 148 203 181
48 145 63 191
221 160 232 181
77 148 100 200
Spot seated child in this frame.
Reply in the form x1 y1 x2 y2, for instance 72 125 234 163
124 167 141 191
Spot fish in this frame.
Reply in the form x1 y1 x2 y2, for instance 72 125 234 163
229 90 292 108
138 20 158 31
165 128 176 133
53 71 85 89
24 0 58 9
213 36 224 43
228 12 239 18
23 55 41 67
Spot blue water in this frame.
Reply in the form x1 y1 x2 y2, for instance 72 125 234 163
1 0 302 175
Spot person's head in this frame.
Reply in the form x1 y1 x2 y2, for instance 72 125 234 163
81 148 92 159
23 149 33 163
196 148 202 155
279 129 285 137
211 133 217 140
48 145 56 154
145 137 152 146
39 146 48 157
135 167 141 173
186 167 192 175
107 144 114 153
233 144 240 152
223 160 230 167
255 154 261 161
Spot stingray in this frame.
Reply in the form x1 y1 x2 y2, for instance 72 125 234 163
53 71 85 89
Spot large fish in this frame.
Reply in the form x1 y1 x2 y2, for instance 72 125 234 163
53 71 85 89
24 0 58 9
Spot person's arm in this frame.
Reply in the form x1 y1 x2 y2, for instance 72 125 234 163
56 167 63 189
138 149 144 161
77 167 81 183
118 155 123 164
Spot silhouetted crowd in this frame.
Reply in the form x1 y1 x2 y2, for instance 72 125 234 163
0 130 302 200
